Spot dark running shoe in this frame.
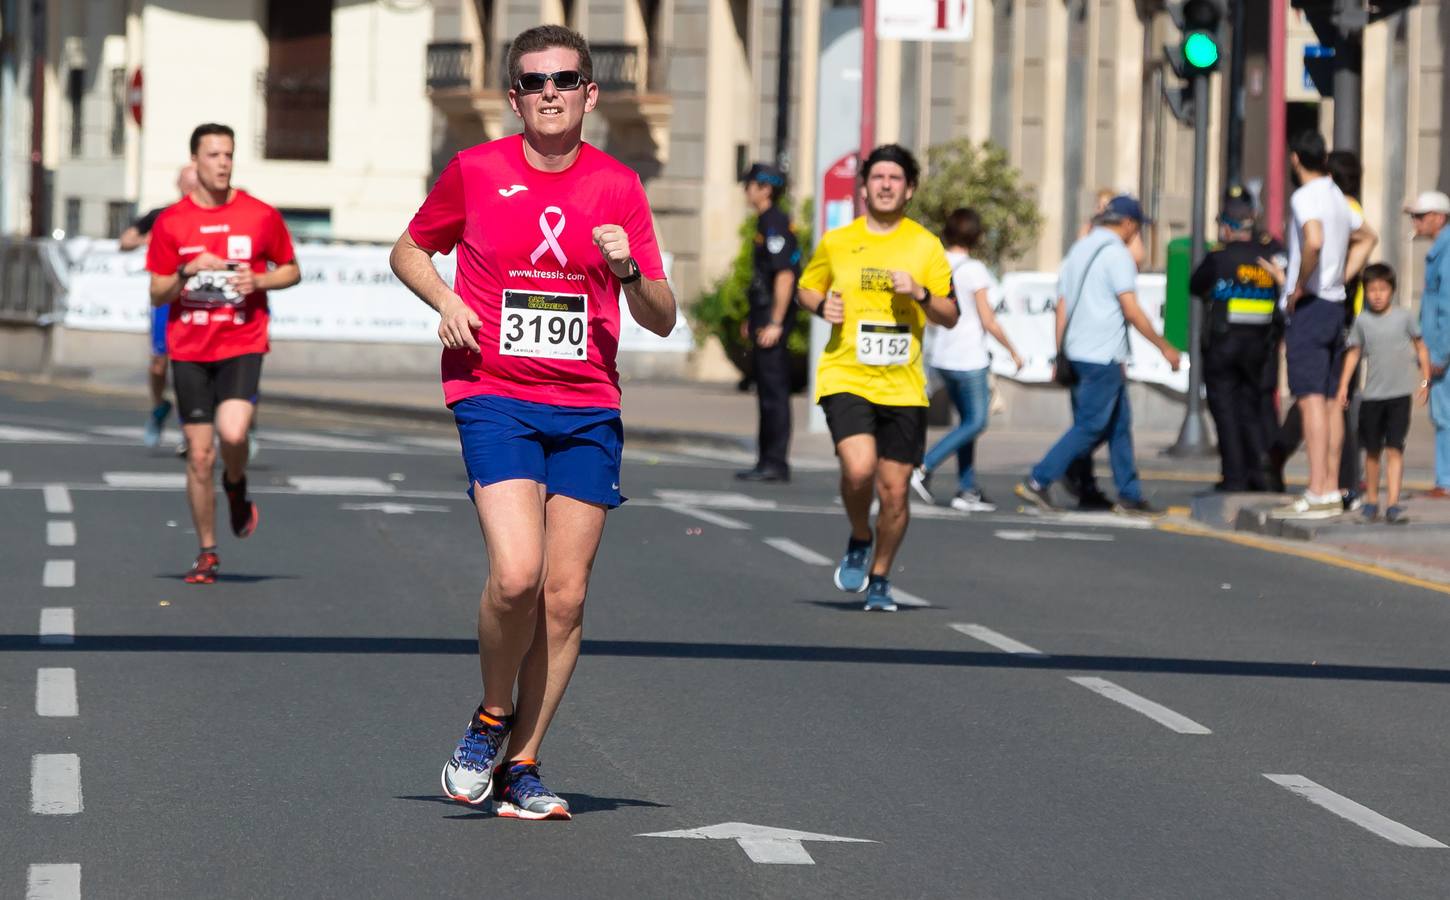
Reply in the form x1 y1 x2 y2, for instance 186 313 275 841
1114 498 1165 519
493 759 571 821
184 550 220 585
1015 479 1055 511
224 476 259 538
1077 491 1115 512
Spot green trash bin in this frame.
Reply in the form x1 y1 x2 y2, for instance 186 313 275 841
1163 236 1193 353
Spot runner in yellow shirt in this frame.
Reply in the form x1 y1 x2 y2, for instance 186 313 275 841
796 144 958 611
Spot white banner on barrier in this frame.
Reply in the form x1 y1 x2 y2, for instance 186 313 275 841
56 240 691 353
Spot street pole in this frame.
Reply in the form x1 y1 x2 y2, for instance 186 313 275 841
859 0 876 166
1169 73 1213 457
1331 0 1362 152
1266 0 1286 239
774 0 792 170
1225 0 1245 186
28 0 46 238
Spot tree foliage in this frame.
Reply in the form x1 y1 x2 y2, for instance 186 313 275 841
911 140 1042 269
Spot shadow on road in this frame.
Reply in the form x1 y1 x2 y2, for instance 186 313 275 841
395 793 668 820
154 574 301 584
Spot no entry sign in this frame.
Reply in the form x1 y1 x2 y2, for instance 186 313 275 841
878 0 974 42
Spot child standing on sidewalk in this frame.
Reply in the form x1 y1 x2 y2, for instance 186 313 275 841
1336 263 1432 523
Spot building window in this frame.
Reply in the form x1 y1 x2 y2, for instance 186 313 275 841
279 208 332 241
68 68 85 157
261 0 332 161
64 198 82 238
110 68 127 157
106 201 135 239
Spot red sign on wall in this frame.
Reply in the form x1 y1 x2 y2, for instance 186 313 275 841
129 68 143 127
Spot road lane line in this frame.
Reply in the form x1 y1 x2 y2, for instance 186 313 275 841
1068 676 1212 734
0 425 84 443
287 476 396 494
36 669 78 717
39 609 75 645
662 504 751 530
43 560 75 588
43 485 72 514
102 472 187 488
763 537 833 566
0 470 10 485
1264 774 1448 848
891 588 931 608
46 521 76 547
950 624 1049 657
31 754 83 814
26 864 81 900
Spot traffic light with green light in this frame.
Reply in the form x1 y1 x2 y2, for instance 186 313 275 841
1162 0 1226 123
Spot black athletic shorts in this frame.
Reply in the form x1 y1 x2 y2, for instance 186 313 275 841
172 353 263 424
819 392 928 465
1358 396 1412 453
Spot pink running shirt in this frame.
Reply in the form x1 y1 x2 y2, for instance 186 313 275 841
407 135 666 409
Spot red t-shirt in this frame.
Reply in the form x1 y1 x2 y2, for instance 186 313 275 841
145 191 296 363
407 135 666 409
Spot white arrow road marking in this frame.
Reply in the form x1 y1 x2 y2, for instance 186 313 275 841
43 485 72 514
47 521 76 547
0 470 10 485
0 425 84 443
37 669 78 717
654 489 777 510
39 609 74 645
1264 775 1448 848
288 476 396 494
1069 677 1212 734
31 754 82 814
662 504 751 530
763 537 833 566
258 429 400 452
950 624 1049 657
994 529 1115 542
1014 508 1155 529
639 822 874 865
26 864 81 900
340 502 449 515
43 561 74 588
103 472 187 489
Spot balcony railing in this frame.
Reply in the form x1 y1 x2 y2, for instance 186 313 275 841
590 43 640 93
426 41 473 91
256 68 331 161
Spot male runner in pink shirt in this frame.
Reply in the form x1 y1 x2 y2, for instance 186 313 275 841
390 25 676 820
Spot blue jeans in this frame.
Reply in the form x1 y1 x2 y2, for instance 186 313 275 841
923 366 990 492
1432 373 1450 489
1030 360 1142 502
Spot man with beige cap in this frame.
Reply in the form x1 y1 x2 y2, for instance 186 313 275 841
1407 189 1450 497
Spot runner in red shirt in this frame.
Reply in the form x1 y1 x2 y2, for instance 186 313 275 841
146 123 300 584
391 25 676 820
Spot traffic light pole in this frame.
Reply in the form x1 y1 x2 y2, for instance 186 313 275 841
1169 73 1214 457
1331 0 1362 153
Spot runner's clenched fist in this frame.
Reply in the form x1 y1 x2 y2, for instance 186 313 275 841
592 225 633 278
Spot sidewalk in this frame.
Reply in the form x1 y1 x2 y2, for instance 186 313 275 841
11 366 1448 585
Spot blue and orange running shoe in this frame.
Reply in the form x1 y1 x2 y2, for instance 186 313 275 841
493 759 571 821
833 539 873 593
440 708 511 805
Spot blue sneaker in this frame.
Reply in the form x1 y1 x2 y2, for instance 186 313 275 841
833 540 872 593
144 400 172 448
440 708 511 805
493 759 571 821
863 579 898 612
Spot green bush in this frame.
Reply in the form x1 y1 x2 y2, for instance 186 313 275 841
911 140 1042 270
691 197 814 378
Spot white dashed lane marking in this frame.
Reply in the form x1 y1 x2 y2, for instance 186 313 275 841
1069 676 1212 735
47 521 76 547
43 485 72 514
26 864 81 900
39 609 75 645
42 561 75 588
1264 774 1448 848
890 588 931 608
287 476 397 494
31 754 83 814
102 472 187 489
36 669 78 717
950 624 1049 657
762 537 833 566
662 504 751 530
0 469 11 485
0 425 83 443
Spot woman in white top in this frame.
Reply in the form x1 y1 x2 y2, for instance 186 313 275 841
911 208 1024 511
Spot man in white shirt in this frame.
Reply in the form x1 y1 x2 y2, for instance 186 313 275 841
1273 132 1378 519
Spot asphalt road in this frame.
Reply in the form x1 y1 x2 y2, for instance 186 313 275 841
4 380 1450 899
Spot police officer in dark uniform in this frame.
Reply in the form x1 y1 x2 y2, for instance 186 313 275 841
1189 195 1287 491
736 162 800 483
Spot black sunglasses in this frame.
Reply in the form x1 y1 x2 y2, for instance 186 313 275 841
515 70 588 94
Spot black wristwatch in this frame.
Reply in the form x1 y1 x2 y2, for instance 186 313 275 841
914 286 930 304
617 258 641 285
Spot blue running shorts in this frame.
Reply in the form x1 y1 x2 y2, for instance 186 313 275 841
150 304 170 357
452 395 625 508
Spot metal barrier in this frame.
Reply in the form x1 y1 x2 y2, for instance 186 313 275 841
0 237 64 326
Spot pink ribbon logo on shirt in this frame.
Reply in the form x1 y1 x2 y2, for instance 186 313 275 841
530 207 568 268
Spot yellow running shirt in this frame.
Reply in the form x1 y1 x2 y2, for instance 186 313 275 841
800 216 954 407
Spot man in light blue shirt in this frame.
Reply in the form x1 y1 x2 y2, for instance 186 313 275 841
1017 196 1182 515
1408 190 1450 496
